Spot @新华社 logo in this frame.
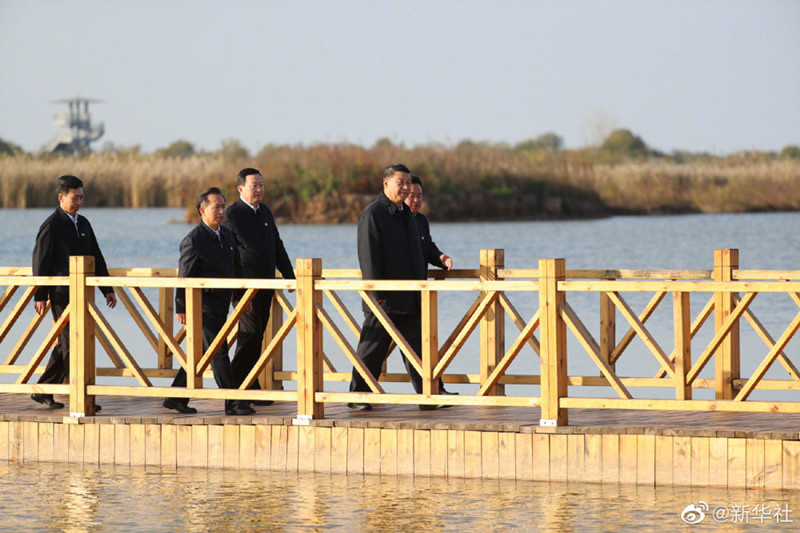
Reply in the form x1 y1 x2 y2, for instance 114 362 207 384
681 501 709 524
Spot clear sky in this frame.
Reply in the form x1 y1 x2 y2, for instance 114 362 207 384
1 0 798 155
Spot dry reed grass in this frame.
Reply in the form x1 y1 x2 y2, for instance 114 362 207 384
1 146 798 221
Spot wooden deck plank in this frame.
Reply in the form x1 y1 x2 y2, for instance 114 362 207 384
515 433 533 481
550 434 568 482
223 425 240 469
708 437 727 488
347 427 364 475
286 426 299 472
690 437 709 487
38 423 53 463
0 421 8 461
481 431 499 479
413 430 431 477
381 428 398 476
464 431 482 478
23 421 38 463
430 430 448 478
765 439 783 490
239 425 255 470
53 423 67 463
364 427 381 475
84 423 100 465
498 432 516 480
397 428 414 476
532 433 549 481
330 426 348 474
746 438 765 489
99 424 115 465
207 425 223 469
114 424 130 466
654 435 673 486
190 425 207 468
161 424 176 468
783 440 800 490
315 427 332 473
728 438 747 488
637 435 655 486
254 425 270 470
448 430 465 478
673 436 691 486
144 424 160 466
130 424 146 466
567 434 584 482
619 435 637 485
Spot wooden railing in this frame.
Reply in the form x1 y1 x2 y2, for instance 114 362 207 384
2 248 800 425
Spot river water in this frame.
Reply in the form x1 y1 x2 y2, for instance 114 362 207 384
3 208 800 530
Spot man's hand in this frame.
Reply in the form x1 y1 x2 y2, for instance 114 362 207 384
176 313 186 325
34 300 48 315
106 292 117 309
440 254 453 271
244 301 252 313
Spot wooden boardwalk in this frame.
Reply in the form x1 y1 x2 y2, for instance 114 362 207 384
2 393 799 439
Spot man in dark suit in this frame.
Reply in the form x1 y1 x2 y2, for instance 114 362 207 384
163 187 255 416
31 174 117 410
348 164 448 411
405 174 457 395
222 168 295 406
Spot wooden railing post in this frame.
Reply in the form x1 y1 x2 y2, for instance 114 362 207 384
480 249 505 396
421 289 438 396
599 285 616 373
69 256 97 416
674 291 692 400
714 248 740 399
185 287 203 390
157 287 174 369
539 258 567 426
296 258 323 420
260 293 285 390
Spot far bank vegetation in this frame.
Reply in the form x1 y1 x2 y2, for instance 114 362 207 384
1 131 799 223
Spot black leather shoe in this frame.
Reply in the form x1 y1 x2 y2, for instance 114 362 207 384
439 388 459 395
347 402 373 411
419 404 450 411
226 403 256 416
31 394 64 410
250 400 274 406
94 404 102 412
163 399 197 414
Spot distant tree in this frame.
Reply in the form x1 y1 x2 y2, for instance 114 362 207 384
373 137 394 149
218 138 249 160
0 137 23 156
779 145 800 160
156 139 196 159
515 132 563 152
601 129 648 156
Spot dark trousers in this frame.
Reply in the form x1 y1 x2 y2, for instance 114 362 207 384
231 289 273 388
37 301 69 387
168 311 240 408
350 312 424 394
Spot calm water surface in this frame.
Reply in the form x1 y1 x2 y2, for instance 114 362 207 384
2 462 799 531
3 208 800 530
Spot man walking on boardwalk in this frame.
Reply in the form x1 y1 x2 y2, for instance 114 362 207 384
348 163 448 411
163 187 255 416
31 174 117 411
222 168 295 406
405 174 458 395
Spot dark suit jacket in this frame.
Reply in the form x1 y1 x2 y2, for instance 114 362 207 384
357 192 426 315
32 207 112 305
413 212 447 269
222 198 295 281
175 222 242 315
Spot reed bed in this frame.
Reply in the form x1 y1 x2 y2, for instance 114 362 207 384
1 145 798 222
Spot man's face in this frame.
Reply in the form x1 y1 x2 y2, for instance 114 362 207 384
58 188 83 216
383 172 411 206
405 183 423 214
200 194 226 228
238 173 264 206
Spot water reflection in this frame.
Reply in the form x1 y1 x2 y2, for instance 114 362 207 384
1 463 798 531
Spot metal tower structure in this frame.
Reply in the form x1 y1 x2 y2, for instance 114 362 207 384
44 96 105 154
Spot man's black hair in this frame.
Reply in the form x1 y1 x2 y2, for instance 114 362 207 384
57 175 83 195
236 168 261 187
196 187 225 214
383 163 411 179
410 174 423 188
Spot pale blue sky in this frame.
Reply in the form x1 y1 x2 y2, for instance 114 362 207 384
1 0 798 154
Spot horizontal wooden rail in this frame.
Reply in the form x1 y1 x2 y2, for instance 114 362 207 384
2 247 800 427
